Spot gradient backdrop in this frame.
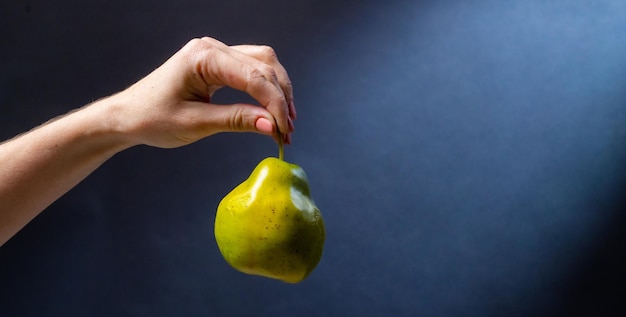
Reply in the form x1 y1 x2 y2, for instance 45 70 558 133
2 0 626 316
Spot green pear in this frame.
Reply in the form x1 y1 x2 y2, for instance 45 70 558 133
214 142 325 284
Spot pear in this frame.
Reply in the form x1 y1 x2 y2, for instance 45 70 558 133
214 140 325 284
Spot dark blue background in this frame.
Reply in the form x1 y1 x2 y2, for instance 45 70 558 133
2 0 626 316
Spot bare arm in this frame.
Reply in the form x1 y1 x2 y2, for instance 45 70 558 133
0 37 296 245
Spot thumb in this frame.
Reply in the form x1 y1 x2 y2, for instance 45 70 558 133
209 103 276 136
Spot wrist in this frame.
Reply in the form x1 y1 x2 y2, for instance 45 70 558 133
77 93 141 154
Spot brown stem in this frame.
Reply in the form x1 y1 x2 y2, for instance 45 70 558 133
278 132 284 161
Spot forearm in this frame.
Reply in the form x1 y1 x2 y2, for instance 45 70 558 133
0 95 133 245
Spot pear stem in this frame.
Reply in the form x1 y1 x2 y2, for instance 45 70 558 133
278 132 284 161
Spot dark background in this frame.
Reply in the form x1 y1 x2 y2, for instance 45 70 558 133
2 0 626 316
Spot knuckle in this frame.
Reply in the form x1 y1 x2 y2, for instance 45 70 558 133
183 38 220 70
183 38 206 57
263 65 278 81
249 64 277 82
258 45 277 58
248 66 265 80
199 36 219 46
228 107 246 131
283 78 294 91
186 37 206 50
185 37 220 53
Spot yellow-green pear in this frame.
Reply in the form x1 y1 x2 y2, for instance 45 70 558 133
214 143 325 284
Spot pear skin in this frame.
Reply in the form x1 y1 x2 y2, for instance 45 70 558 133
214 157 325 283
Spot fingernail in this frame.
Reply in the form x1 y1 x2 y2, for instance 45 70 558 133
255 117 274 134
285 133 292 145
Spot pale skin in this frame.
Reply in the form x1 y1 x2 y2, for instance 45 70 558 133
0 37 297 246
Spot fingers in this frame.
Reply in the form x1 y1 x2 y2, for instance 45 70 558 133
186 38 294 140
231 45 296 146
231 45 297 120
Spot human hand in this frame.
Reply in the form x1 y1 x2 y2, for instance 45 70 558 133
110 37 296 149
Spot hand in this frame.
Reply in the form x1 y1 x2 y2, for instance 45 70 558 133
112 37 296 148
